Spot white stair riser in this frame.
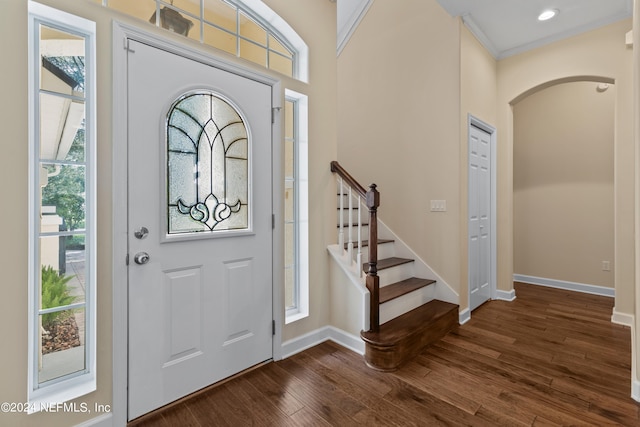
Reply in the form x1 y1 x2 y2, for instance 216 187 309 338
335 188 449 328
359 242 395 264
380 285 436 324
375 262 415 286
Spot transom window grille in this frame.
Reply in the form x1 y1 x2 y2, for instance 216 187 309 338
96 0 308 81
28 1 96 409
167 92 249 235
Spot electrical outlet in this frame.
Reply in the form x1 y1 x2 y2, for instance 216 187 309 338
602 261 611 271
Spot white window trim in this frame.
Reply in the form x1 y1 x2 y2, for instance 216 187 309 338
232 0 309 82
284 89 309 324
100 0 308 83
27 1 97 411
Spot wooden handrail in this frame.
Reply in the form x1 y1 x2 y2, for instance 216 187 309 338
330 161 367 199
330 161 381 333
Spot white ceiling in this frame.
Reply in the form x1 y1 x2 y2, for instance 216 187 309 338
435 0 633 59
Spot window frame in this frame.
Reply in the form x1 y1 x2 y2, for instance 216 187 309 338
99 0 309 82
284 89 308 324
164 90 252 238
27 1 97 411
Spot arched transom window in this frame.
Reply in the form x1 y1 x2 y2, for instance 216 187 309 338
96 0 308 82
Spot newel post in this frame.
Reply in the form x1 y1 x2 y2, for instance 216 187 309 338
366 184 380 332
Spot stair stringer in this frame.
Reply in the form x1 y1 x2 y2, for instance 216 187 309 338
376 218 459 306
327 244 370 335
328 217 460 337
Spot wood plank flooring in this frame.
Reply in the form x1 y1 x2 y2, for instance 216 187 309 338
129 282 639 426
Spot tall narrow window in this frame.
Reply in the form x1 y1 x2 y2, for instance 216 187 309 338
284 90 308 323
284 98 297 311
28 1 96 409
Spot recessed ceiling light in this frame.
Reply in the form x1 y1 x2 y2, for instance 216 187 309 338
538 9 558 21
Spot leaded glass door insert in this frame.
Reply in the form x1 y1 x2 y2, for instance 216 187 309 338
167 91 249 235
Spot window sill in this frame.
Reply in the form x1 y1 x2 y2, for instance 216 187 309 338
285 310 308 325
28 374 96 414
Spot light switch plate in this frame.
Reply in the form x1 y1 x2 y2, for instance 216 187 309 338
430 200 446 212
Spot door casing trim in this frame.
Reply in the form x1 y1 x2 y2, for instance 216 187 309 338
112 21 283 425
467 114 497 313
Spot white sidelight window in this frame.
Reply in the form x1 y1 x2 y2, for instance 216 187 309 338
28 1 96 410
284 89 308 323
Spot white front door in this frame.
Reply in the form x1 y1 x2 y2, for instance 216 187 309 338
469 123 492 311
126 40 273 420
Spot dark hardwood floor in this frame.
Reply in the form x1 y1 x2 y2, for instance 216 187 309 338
129 282 639 426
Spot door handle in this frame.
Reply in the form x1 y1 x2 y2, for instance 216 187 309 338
134 252 150 265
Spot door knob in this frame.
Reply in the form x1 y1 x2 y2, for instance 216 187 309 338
134 252 150 265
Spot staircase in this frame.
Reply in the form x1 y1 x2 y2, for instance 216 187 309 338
330 161 458 372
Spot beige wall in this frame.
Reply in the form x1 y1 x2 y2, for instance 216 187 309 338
461 26 497 127
634 0 640 390
0 0 336 425
497 19 634 315
337 0 463 296
274 0 337 342
337 3 497 312
460 25 498 310
513 81 615 287
1 0 31 424
338 3 630 313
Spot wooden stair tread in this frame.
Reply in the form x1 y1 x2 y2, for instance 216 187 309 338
360 300 458 371
379 277 436 304
361 300 457 346
344 239 394 250
363 257 413 272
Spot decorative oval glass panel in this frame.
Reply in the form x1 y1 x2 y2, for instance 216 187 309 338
167 91 249 234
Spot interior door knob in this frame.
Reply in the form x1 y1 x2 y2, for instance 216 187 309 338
134 252 150 265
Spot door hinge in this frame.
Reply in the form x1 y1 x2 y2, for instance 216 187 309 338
272 320 276 336
272 214 275 229
125 254 130 266
271 107 281 124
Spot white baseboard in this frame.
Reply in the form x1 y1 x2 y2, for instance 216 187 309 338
74 413 112 427
280 326 365 359
513 274 614 298
633 380 640 403
612 310 634 327
459 308 471 325
495 289 516 301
